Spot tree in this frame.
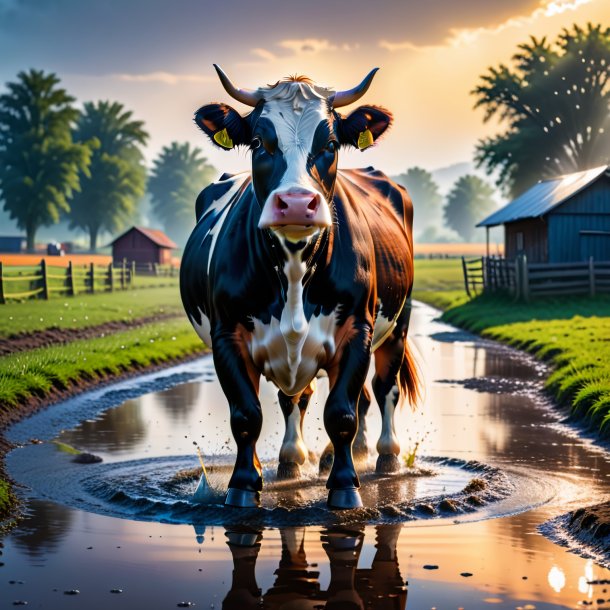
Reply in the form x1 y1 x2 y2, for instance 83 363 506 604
70 101 148 251
393 167 443 237
0 69 91 251
148 142 216 244
473 23 610 197
444 175 496 242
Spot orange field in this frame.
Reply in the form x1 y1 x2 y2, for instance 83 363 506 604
414 242 504 257
0 253 112 267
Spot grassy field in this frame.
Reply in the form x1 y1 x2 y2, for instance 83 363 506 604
412 258 465 292
0 281 181 337
0 317 204 408
411 259 610 437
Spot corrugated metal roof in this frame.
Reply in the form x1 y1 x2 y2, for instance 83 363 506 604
109 226 177 249
477 165 609 227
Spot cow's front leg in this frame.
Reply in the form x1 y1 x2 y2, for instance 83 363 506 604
277 381 314 480
324 322 372 509
213 327 263 507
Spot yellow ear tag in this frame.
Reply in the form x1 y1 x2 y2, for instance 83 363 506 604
213 128 233 149
357 128 374 150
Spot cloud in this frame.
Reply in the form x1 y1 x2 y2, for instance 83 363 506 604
379 0 595 52
114 72 214 85
278 38 358 54
250 48 277 61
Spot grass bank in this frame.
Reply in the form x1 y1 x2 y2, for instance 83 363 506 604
0 281 206 524
0 280 181 337
413 265 610 438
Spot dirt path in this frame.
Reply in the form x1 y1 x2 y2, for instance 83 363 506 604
0 313 181 356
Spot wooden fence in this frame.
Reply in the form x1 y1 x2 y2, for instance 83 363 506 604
462 255 610 301
0 259 136 303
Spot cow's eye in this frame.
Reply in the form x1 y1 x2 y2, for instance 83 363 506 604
251 136 262 150
326 140 338 153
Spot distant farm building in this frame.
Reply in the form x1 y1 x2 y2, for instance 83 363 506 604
110 226 177 266
478 165 610 263
0 235 26 253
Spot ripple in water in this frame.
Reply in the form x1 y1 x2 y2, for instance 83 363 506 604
9 441 524 527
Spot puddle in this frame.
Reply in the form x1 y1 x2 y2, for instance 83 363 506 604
3 301 610 609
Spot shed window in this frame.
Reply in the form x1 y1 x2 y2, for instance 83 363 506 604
516 232 524 251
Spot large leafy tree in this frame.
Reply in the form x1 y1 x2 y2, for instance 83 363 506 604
444 175 496 242
0 69 91 251
70 101 148 251
393 167 443 238
148 142 216 244
473 23 610 197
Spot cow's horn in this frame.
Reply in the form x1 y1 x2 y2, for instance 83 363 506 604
213 64 262 107
332 68 379 108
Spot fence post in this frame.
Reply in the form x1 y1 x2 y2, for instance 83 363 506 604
153 262 159 276
461 257 471 298
89 262 95 294
0 262 4 304
520 255 530 302
67 261 75 296
108 262 114 292
131 261 136 287
121 258 126 290
589 256 596 297
41 259 49 300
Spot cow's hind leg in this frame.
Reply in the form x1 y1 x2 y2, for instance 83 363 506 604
213 328 263 507
277 382 313 480
373 302 415 474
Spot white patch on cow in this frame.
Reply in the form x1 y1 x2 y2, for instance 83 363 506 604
258 82 330 210
279 404 307 465
376 391 400 456
372 296 407 352
204 177 245 275
190 307 213 347
249 249 337 396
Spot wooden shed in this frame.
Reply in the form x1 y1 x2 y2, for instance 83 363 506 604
110 226 177 266
478 165 610 263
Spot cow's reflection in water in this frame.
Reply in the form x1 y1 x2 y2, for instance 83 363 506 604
215 525 407 610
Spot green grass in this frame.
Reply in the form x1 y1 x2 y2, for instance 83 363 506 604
0 317 206 408
0 283 182 337
413 259 465 292
0 478 14 520
418 290 610 438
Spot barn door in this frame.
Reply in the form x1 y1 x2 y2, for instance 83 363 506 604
580 231 610 262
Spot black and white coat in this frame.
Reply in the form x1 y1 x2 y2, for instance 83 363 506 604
180 71 418 509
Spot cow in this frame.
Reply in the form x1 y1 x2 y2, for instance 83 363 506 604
180 65 419 510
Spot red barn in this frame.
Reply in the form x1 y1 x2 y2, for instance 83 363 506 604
110 226 177 266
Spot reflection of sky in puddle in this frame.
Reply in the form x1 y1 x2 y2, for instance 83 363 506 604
3 301 610 608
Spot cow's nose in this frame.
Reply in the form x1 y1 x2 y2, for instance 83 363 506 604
259 189 332 230
275 192 320 220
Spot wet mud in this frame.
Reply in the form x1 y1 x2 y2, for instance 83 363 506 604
542 502 610 569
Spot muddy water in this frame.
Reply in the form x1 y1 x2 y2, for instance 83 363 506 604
3 302 610 609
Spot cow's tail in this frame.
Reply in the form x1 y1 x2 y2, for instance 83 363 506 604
398 339 421 409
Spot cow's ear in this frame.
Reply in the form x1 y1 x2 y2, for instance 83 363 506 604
194 103 250 150
337 105 392 150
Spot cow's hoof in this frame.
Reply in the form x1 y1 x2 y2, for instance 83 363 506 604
277 461 300 480
319 450 333 475
376 453 401 474
327 487 363 510
225 488 261 508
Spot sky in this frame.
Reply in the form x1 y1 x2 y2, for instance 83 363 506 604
0 0 609 178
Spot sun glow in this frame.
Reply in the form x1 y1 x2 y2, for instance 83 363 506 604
544 0 594 17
